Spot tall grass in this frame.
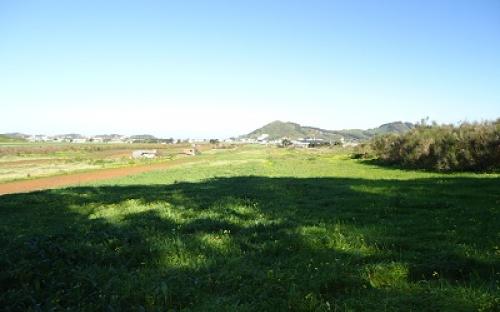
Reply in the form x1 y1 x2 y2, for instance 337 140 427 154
371 119 500 171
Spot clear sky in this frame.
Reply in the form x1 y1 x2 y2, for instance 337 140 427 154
1 0 499 138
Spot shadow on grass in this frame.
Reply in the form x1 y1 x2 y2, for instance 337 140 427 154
0 176 499 311
358 157 500 174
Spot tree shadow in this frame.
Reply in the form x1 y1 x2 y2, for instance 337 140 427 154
358 157 500 174
0 175 498 311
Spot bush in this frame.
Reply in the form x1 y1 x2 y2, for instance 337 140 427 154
370 119 500 171
279 139 293 147
351 143 374 159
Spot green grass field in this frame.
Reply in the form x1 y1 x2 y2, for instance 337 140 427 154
1 146 499 311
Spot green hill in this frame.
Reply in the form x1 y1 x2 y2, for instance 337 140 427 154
243 121 324 140
242 121 414 141
0 134 27 143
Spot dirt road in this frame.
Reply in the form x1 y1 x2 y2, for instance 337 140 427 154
0 157 196 196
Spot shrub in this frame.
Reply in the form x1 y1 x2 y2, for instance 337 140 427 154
351 143 374 159
279 139 293 147
370 119 500 171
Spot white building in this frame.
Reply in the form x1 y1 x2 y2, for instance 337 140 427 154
90 137 104 143
132 150 158 159
257 134 269 141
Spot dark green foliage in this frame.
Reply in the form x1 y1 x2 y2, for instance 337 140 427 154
279 138 293 147
371 120 500 171
308 141 331 148
351 143 374 159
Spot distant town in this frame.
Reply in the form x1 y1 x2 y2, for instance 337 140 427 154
3 132 356 148
2 120 419 148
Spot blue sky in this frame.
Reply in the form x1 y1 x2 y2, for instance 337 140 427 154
1 0 499 138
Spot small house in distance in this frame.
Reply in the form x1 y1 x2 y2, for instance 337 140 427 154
181 144 201 156
182 148 200 156
132 149 158 159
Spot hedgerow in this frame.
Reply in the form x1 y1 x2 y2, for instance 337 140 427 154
371 119 500 171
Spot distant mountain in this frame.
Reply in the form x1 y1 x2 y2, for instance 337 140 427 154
365 122 415 136
336 122 414 140
241 121 414 141
0 134 27 142
243 121 313 140
1 132 29 140
0 133 28 142
0 132 162 142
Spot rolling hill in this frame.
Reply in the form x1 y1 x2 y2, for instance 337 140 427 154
0 133 27 143
242 120 414 141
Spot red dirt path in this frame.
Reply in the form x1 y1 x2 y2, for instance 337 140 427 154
0 157 195 196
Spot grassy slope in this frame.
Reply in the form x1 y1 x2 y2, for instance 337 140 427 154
0 134 25 143
0 146 499 311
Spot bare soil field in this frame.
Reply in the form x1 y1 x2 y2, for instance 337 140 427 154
0 156 199 195
0 143 218 183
